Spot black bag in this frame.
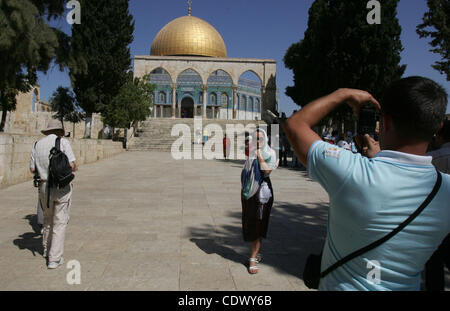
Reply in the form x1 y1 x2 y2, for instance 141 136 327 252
48 137 74 189
303 252 322 289
303 170 442 289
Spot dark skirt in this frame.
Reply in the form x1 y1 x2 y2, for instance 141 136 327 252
241 177 274 242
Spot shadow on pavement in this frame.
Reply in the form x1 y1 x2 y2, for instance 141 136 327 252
189 201 329 279
216 159 246 165
12 214 44 257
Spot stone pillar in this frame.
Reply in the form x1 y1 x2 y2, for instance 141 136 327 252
232 85 238 120
171 84 177 118
212 106 215 119
160 105 164 118
260 86 266 118
202 85 208 119
194 104 197 117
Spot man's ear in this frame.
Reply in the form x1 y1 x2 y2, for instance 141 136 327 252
382 114 392 132
437 121 444 135
435 121 445 145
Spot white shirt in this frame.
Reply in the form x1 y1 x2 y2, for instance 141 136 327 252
427 142 450 174
30 134 76 181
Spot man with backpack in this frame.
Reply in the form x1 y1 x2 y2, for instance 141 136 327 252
30 119 77 269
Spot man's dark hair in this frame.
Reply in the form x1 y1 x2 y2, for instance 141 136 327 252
438 119 450 142
381 76 448 141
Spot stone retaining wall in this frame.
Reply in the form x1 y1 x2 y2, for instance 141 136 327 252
0 133 123 189
0 111 105 139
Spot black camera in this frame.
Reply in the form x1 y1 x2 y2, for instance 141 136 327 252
33 172 41 188
357 106 377 136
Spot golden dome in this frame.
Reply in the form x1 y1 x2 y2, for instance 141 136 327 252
150 16 227 58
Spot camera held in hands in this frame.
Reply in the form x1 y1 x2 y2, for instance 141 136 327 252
357 105 377 137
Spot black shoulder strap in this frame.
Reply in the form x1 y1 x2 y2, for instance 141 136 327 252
55 137 61 151
321 169 443 278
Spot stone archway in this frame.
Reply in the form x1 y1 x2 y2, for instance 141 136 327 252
180 97 194 118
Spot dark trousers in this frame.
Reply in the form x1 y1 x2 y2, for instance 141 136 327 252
281 150 287 166
425 234 450 291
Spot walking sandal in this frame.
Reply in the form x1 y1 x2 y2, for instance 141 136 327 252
248 257 259 274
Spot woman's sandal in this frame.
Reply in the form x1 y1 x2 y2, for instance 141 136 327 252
248 258 259 274
256 253 262 263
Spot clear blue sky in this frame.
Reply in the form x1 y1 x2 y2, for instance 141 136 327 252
38 0 449 114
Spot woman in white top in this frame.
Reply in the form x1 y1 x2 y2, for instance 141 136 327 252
241 128 278 274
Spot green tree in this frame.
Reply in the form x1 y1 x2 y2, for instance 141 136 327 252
0 88 20 131
102 75 154 131
417 0 450 81
50 86 85 138
0 0 74 132
69 0 134 137
284 0 406 128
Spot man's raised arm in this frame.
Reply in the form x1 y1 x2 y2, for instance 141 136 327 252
283 89 380 166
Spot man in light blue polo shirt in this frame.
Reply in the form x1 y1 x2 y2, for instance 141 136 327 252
284 77 450 291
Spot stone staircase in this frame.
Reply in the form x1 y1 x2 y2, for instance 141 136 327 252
128 118 266 152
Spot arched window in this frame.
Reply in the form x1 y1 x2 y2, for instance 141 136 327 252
243 96 247 111
249 97 254 112
159 92 166 103
256 99 261 112
221 93 228 108
210 93 216 105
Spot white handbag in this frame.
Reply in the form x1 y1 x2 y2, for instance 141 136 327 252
258 181 272 204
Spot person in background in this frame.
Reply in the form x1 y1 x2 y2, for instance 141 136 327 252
223 133 231 159
346 132 358 153
428 119 450 173
245 132 251 157
279 113 289 167
323 133 335 145
196 127 202 145
292 145 300 168
425 119 450 291
337 133 351 151
203 128 209 144
331 130 339 144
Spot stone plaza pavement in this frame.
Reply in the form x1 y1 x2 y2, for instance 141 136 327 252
0 151 447 291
